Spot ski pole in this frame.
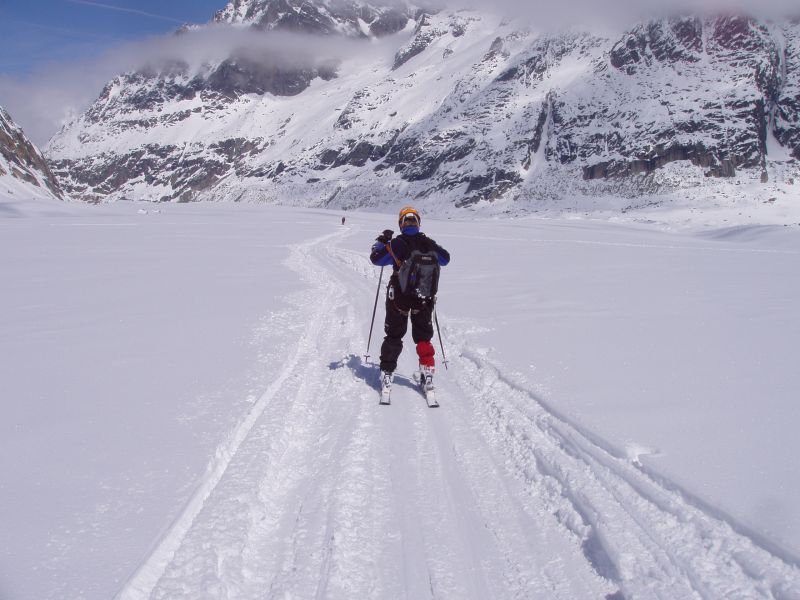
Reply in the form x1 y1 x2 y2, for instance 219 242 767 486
364 266 384 364
434 305 449 370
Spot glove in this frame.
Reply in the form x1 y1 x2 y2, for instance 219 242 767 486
375 229 394 244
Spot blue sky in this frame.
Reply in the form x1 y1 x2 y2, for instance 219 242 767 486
0 0 228 144
0 0 225 76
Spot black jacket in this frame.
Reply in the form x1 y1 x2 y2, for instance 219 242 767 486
370 231 450 271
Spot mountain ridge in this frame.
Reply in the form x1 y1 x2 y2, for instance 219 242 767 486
44 0 800 212
1 106 64 202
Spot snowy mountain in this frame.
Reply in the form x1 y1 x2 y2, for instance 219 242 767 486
1 105 64 201
215 0 428 35
45 1 800 209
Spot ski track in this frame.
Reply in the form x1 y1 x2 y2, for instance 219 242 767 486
116 225 800 600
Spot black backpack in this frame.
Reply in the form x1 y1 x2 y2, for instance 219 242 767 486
397 249 440 300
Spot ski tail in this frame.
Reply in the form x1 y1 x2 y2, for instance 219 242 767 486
379 370 393 405
424 389 439 408
414 366 439 407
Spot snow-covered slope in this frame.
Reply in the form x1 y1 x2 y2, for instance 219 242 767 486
1 105 64 203
2 204 799 598
46 2 800 211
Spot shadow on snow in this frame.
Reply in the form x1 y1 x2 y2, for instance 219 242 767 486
329 354 419 393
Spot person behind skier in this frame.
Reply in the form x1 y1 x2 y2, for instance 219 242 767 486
369 206 450 391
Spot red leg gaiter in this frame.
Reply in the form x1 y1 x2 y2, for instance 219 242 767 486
416 341 435 367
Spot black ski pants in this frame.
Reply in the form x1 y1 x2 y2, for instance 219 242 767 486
379 283 433 373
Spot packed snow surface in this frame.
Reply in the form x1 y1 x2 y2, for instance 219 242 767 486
1 198 799 599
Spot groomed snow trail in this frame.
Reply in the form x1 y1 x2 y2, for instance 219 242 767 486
117 226 800 600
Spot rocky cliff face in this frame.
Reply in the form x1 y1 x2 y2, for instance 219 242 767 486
774 18 800 160
580 16 780 180
215 0 421 36
1 106 64 200
45 0 800 209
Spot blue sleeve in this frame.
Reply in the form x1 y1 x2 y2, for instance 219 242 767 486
370 241 393 266
431 241 450 266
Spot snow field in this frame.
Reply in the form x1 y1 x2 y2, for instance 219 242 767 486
454 350 800 598
2 201 800 599
120 213 800 599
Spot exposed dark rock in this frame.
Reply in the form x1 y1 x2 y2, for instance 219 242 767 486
462 169 521 202
370 9 409 36
49 141 244 202
218 0 418 39
169 157 230 202
335 89 369 130
256 0 338 34
0 106 64 199
670 17 704 55
450 18 467 37
610 17 703 73
207 58 316 97
86 73 203 121
393 14 441 70
711 15 767 53
318 129 402 169
380 130 477 182
497 36 576 83
582 142 743 180
522 97 552 169
774 23 800 159
342 141 375 166
488 37 504 55
609 31 648 72
318 148 341 166
210 138 265 162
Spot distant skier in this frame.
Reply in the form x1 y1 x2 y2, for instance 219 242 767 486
369 206 450 400
342 216 346 225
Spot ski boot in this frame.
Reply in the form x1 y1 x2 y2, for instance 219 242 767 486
379 370 394 405
415 365 438 407
419 365 434 391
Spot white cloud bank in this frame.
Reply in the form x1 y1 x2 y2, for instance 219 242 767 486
0 25 394 147
460 0 799 29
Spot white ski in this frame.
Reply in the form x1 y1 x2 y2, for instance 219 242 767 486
414 368 439 408
423 388 439 408
380 386 391 405
379 371 393 406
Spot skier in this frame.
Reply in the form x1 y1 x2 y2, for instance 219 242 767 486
370 206 450 401
341 216 346 225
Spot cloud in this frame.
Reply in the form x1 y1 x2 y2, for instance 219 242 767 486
0 25 393 147
132 26 387 73
0 68 105 148
451 0 800 29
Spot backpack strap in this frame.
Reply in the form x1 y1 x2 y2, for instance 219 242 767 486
385 242 402 267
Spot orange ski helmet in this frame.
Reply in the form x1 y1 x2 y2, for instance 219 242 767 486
398 206 421 228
